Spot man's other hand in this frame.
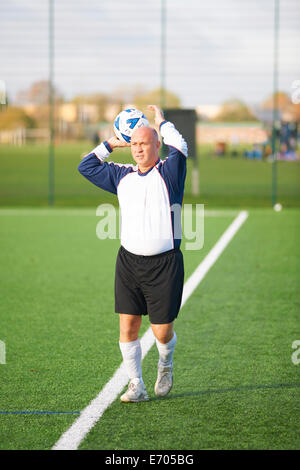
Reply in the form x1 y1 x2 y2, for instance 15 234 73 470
107 136 131 150
148 105 165 127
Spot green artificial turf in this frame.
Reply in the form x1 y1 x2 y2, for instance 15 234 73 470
0 142 299 207
0 208 299 449
80 208 300 450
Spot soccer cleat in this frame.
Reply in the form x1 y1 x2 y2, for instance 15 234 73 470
154 364 173 397
120 378 149 403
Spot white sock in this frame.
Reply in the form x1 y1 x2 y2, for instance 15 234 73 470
119 339 143 383
155 332 177 367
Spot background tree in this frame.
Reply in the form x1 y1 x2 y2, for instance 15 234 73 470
262 91 300 122
15 80 63 105
0 106 35 130
213 98 258 122
14 80 63 129
262 91 291 111
134 87 181 117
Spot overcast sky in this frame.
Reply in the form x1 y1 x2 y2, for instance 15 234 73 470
1 0 300 107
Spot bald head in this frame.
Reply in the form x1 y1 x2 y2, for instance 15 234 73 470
130 125 161 172
131 125 159 143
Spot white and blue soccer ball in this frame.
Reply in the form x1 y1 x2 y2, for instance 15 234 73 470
113 108 149 143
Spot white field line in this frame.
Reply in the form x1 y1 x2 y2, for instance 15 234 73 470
181 210 248 305
52 210 248 451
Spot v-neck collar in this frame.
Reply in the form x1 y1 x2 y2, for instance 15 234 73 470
138 158 160 176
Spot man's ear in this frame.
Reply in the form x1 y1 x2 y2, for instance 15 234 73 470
156 140 161 150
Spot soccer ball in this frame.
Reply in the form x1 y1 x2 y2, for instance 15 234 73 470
274 203 282 212
113 108 149 143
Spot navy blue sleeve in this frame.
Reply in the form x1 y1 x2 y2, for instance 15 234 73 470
158 147 187 205
78 153 133 195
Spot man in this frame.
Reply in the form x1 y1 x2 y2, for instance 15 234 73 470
78 105 188 402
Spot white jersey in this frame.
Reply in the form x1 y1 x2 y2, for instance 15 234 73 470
78 121 188 256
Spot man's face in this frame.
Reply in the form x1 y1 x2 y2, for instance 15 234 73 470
131 127 160 170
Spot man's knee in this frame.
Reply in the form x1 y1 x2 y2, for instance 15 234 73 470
119 314 141 342
151 322 174 344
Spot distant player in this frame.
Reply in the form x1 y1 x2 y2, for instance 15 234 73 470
78 105 188 402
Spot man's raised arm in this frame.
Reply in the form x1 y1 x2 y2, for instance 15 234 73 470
78 137 132 195
148 104 188 157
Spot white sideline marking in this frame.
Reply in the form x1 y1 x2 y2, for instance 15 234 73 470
52 210 248 451
181 210 248 305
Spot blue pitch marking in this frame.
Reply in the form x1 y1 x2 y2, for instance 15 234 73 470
0 411 80 415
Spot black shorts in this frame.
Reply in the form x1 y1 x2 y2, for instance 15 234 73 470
115 245 184 325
